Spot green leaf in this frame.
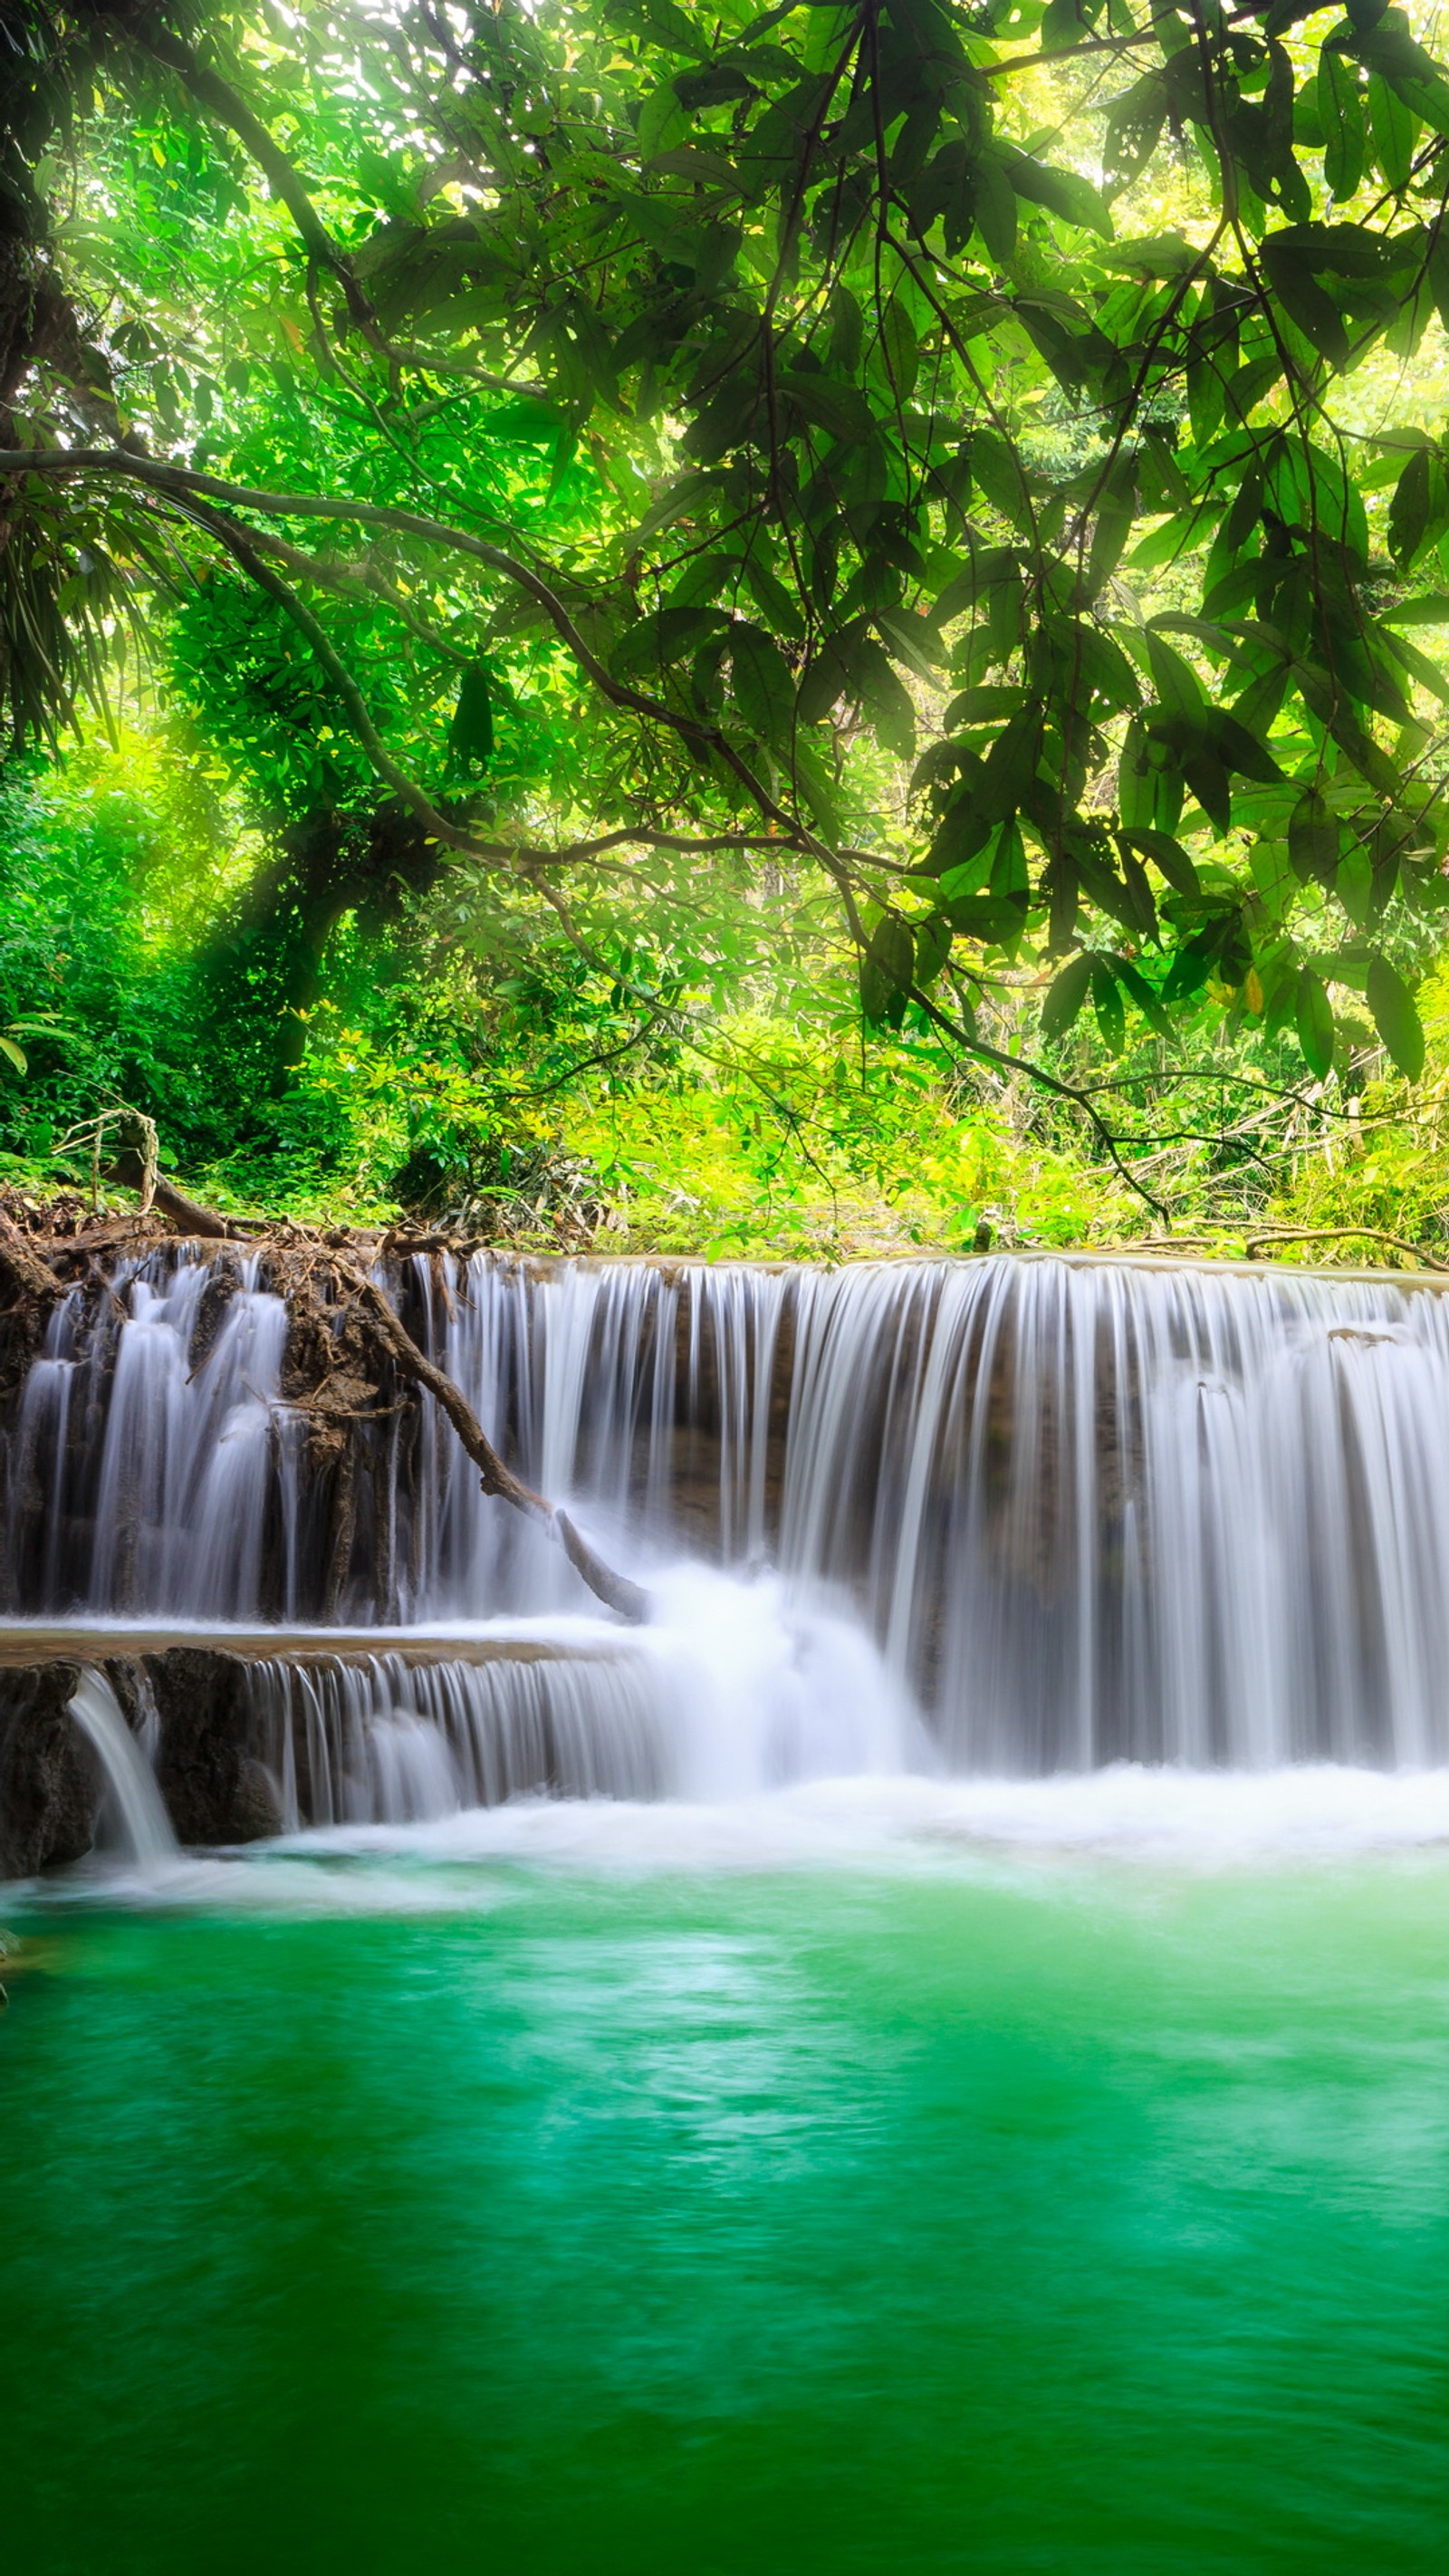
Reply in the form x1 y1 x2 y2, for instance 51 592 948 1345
1366 953 1425 1075
878 300 919 400
990 820 1030 905
1209 710 1283 783
1144 630 1204 715
828 284 863 373
977 706 1042 822
1338 844 1374 928
729 623 794 745
741 556 806 640
1096 232 1197 277
629 468 728 548
859 913 916 1025
1250 833 1296 916
1381 591 1449 625
0 1034 27 1075
1086 488 1137 596
792 736 846 840
916 916 954 985
777 370 873 443
1040 951 1095 1039
876 607 946 684
1112 956 1174 1039
1319 49 1366 198
638 81 688 156
938 848 995 904
928 791 993 883
1180 735 1233 837
1117 827 1200 896
1324 699 1402 802
1389 446 1433 565
643 148 742 187
1104 72 1167 197
612 606 724 679
1295 966 1335 1076
971 151 1017 264
1260 234 1351 370
447 660 494 772
1288 787 1339 884
1091 962 1126 1053
942 684 1022 729
852 641 916 761
1367 69 1415 191
946 895 1032 946
796 637 851 727
970 430 1033 530
1003 150 1114 241
1382 622 1449 710
1223 354 1283 426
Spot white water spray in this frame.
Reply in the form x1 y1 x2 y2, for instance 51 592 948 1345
66 1668 178 1870
14 1252 1449 1785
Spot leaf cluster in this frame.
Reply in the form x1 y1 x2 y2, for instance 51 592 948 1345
5 0 1449 1172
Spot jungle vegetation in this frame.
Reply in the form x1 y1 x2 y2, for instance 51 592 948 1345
5 0 1449 1260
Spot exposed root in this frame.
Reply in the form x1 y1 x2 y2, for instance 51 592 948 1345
0 1208 66 1313
1 1171 649 1624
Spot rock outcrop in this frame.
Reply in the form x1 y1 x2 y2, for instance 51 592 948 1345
0 1660 94 1875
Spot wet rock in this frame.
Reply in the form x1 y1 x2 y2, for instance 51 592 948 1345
147 1648 282 1845
0 1661 95 1875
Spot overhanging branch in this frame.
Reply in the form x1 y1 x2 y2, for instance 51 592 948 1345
0 449 1233 1191
130 24 383 344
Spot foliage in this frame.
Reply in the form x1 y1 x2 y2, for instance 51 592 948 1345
5 0 1449 1129
0 731 1127 1245
12 705 1449 1265
1267 953 1449 1254
12 2 1449 1245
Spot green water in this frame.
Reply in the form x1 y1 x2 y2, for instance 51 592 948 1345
5 1850 1449 2574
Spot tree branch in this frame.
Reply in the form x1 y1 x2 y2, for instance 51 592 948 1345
130 24 382 344
908 984 1173 1225
1243 1225 1449 1270
0 453 1263 1196
329 1257 649 1622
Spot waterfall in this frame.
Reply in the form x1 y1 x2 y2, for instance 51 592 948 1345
9 1249 1449 1778
233 1589 905 1827
247 1649 670 1824
357 1250 1449 1768
65 1668 178 1869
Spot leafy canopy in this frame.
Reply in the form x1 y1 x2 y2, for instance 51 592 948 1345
7 0 1449 1112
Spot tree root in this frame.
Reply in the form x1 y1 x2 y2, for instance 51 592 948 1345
0 1210 67 1312
101 1147 239 1240
1 1170 650 1623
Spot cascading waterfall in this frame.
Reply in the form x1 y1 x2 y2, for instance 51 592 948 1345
248 1650 671 1824
65 1668 178 1869
9 1256 305 1620
9 1249 1449 1817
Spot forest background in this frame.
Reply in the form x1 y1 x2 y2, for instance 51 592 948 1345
6 0 1449 1265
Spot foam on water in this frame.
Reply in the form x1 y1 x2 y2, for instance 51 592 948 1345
16 1251 1449 1887
65 1668 178 1872
21 1764 1449 1918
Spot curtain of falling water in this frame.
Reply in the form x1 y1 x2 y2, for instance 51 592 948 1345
11 1248 1449 1768
5 1257 306 1621
247 1651 669 1825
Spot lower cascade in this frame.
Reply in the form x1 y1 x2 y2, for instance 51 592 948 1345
7 1245 1449 1859
63 1668 178 1870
